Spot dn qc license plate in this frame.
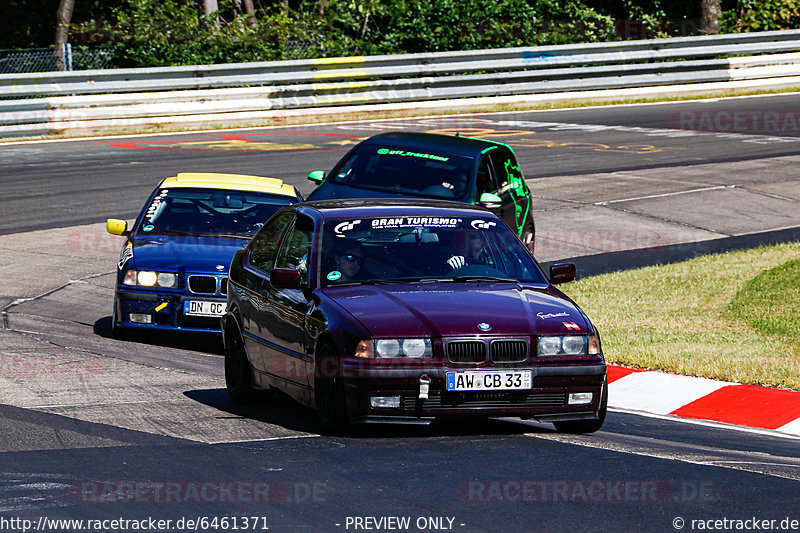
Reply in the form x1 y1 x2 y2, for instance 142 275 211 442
446 370 532 391
183 300 226 317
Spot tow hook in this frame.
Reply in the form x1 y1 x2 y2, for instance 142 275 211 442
419 374 431 400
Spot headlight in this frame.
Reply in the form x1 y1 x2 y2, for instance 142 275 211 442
356 339 433 359
122 270 178 288
538 335 599 356
137 271 158 286
157 272 177 287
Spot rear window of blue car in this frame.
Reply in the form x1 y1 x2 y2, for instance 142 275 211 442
138 188 294 236
330 144 474 200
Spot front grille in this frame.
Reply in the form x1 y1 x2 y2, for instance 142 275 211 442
220 277 228 295
491 340 528 363
403 392 565 409
446 341 486 363
188 275 217 294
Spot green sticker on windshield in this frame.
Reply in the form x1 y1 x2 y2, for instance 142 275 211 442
327 271 342 281
376 148 450 162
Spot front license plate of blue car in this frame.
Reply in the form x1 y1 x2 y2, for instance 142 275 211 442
446 370 532 391
183 300 226 317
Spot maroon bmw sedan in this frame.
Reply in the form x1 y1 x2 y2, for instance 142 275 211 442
222 199 607 433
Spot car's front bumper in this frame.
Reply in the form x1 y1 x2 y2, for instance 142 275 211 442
338 361 607 423
114 287 225 334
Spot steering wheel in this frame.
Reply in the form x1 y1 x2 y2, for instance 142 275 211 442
448 264 509 278
420 185 456 198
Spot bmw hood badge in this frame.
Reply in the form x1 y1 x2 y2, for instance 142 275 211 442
478 323 492 332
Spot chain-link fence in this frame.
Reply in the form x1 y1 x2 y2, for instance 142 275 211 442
0 45 115 74
1 42 323 73
284 38 326 60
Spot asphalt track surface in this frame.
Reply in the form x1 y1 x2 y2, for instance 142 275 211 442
1 94 799 532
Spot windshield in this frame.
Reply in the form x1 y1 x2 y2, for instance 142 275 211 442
321 216 546 287
330 144 474 200
137 187 294 236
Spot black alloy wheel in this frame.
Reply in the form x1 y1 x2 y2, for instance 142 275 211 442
225 323 255 404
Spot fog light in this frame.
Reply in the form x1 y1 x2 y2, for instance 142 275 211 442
568 392 593 405
129 313 152 324
370 396 401 409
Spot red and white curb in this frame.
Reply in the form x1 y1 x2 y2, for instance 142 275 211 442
607 366 800 436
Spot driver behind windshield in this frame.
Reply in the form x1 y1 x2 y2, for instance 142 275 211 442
447 231 493 270
140 188 289 236
327 241 367 283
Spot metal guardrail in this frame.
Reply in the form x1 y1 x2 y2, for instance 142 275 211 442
2 30 800 138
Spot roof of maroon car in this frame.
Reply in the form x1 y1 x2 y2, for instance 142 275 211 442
299 198 495 220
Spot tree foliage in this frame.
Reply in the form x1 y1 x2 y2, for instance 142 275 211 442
2 0 798 68
721 0 800 32
317 0 618 56
72 0 289 66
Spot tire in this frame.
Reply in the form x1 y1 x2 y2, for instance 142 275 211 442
314 344 348 433
521 221 535 254
110 301 129 341
553 382 608 434
224 323 255 404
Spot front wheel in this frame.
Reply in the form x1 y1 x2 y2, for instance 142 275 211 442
520 221 535 254
111 301 129 341
553 382 607 434
314 345 348 433
224 323 255 404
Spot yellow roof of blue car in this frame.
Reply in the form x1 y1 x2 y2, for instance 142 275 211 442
161 172 297 197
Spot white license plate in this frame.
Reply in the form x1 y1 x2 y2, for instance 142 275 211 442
183 300 226 317
446 370 532 391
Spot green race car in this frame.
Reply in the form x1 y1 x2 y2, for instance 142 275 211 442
306 132 535 251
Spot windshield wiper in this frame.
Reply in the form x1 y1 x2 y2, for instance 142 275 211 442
331 276 518 287
143 230 250 239
213 233 252 240
450 276 518 283
330 279 417 287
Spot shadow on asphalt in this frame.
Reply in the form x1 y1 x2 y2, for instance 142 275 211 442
93 315 224 354
184 388 551 439
544 226 800 279
184 388 319 434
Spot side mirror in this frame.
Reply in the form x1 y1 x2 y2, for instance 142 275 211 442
478 192 502 207
549 263 576 285
308 170 325 185
271 268 301 290
106 218 129 236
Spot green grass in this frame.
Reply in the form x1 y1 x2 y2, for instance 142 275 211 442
563 242 800 390
729 258 800 339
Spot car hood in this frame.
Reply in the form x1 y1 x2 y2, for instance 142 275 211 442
129 234 247 274
322 283 588 337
